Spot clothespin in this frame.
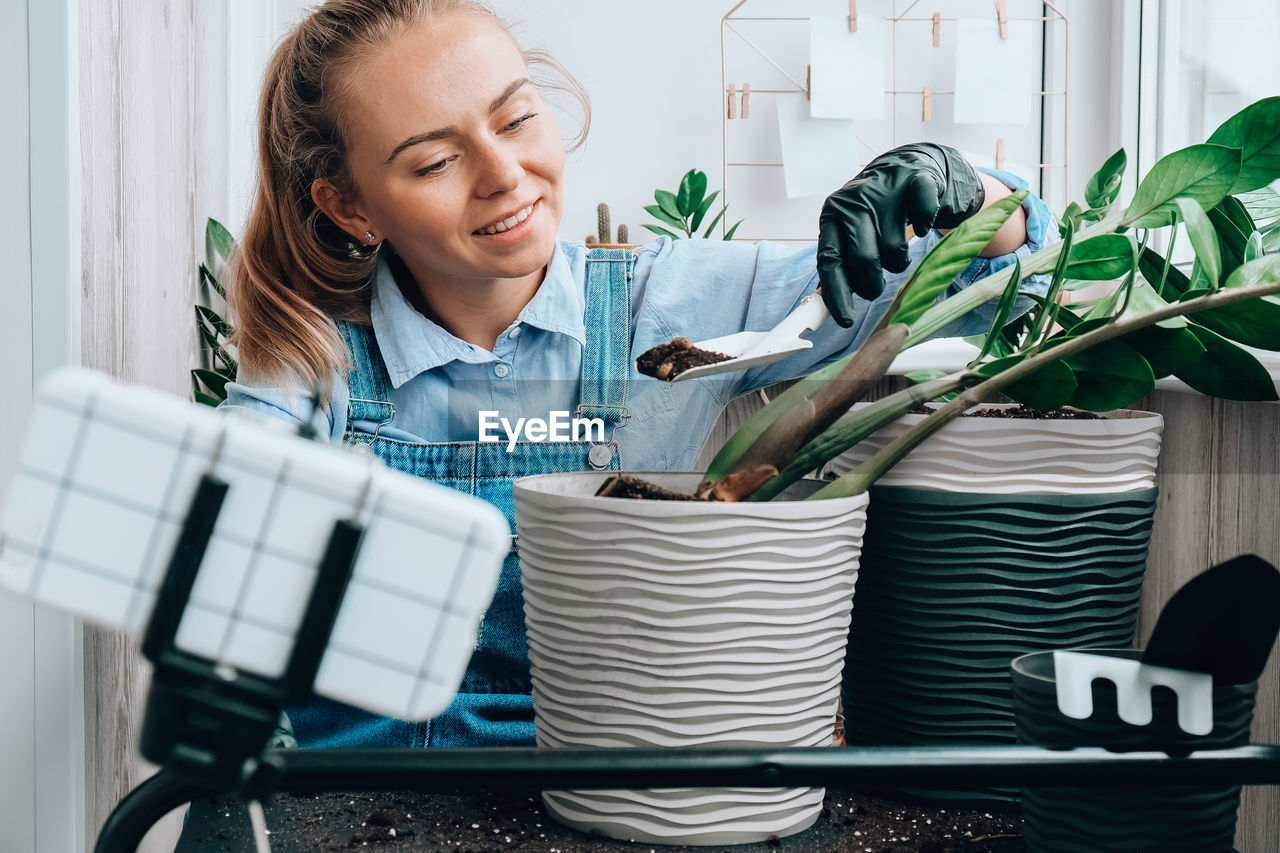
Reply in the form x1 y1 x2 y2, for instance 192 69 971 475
848 0 858 32
996 138 1006 170
806 65 811 101
932 12 941 47
994 0 1009 39
922 86 933 122
740 83 751 119
727 83 737 119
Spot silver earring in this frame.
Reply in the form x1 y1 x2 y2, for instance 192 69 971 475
365 231 376 243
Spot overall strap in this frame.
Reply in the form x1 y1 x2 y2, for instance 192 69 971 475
337 320 396 429
576 248 635 429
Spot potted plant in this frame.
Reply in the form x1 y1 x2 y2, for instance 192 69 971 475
514 96 1280 842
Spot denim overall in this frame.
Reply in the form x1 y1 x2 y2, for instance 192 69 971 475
289 248 633 748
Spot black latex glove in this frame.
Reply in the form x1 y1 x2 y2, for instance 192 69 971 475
817 143 986 327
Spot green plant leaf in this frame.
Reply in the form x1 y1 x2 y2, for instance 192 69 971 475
1222 254 1280 290
196 305 233 339
1246 230 1264 263
192 367 230 399
1064 233 1134 280
205 218 235 268
1061 340 1155 411
676 170 707 218
690 190 720 233
641 223 682 240
1206 96 1280 193
1122 144 1242 228
654 189 682 222
1181 256 1280 350
643 204 684 229
905 368 950 383
199 263 226 301
1060 201 1084 235
889 191 1028 328
723 220 743 241
1138 247 1192 297
1176 324 1279 401
973 257 1023 364
1084 148 1127 209
1208 197 1255 281
977 353 1077 411
194 391 223 408
1175 198 1221 290
701 206 728 239
1117 325 1206 378
1118 279 1187 328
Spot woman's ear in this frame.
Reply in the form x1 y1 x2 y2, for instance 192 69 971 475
312 179 375 244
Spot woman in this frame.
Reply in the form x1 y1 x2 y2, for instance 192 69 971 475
225 0 1054 748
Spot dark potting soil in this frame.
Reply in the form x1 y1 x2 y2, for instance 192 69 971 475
174 787 1025 853
636 338 732 381
594 473 699 501
906 405 1102 420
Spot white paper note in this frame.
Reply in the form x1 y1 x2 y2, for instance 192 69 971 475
775 93 862 199
809 14 887 120
953 18 1035 125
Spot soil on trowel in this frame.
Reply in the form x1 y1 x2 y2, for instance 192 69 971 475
637 337 732 380
594 473 699 501
175 787 1025 853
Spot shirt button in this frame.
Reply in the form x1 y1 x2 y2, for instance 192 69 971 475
494 363 510 378
508 326 522 339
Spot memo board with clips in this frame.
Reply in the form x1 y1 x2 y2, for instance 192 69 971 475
718 0 1068 243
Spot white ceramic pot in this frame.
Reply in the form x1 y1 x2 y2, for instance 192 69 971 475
825 403 1164 494
513 471 869 847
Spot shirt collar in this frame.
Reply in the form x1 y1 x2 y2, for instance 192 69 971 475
368 241 586 388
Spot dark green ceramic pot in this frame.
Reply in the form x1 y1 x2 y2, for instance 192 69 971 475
841 486 1159 802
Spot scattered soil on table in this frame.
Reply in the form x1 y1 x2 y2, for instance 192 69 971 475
594 473 700 501
176 787 1024 853
637 338 732 381
907 404 1102 420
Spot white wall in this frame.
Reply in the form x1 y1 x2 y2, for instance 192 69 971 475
244 0 1123 248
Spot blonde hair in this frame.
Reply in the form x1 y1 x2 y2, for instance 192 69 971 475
228 0 590 388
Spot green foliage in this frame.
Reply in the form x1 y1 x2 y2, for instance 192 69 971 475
192 218 237 407
700 96 1280 502
642 169 743 240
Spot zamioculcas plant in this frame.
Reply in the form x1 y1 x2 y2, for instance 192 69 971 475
643 168 744 240
612 96 1280 503
193 218 238 407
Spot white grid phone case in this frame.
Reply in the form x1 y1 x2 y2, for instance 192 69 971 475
0 368 510 721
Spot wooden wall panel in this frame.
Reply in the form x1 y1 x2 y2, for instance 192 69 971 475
79 0 227 849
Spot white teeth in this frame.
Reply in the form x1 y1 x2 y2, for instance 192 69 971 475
476 204 534 235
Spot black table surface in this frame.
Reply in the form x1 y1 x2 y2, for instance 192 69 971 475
172 786 1026 853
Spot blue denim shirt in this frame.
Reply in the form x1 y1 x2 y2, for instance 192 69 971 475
226 169 1055 471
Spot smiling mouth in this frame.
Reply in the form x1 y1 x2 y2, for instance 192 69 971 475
474 201 536 235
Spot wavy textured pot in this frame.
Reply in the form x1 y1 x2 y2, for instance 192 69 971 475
1012 649 1257 852
513 472 868 846
827 406 1164 801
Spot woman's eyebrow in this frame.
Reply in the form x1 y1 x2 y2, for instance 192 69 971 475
384 78 533 165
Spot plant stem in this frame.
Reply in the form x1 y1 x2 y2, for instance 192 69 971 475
809 275 1280 500
747 374 972 501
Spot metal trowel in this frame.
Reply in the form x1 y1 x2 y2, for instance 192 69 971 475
668 291 832 381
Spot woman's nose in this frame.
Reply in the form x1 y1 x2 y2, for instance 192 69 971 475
474 141 525 196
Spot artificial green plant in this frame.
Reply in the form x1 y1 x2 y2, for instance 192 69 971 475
643 169 743 241
677 96 1280 503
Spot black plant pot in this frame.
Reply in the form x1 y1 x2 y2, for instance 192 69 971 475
842 485 1158 802
1011 648 1257 852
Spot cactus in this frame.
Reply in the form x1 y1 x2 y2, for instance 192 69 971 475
585 234 598 244
597 203 611 244
616 224 629 244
